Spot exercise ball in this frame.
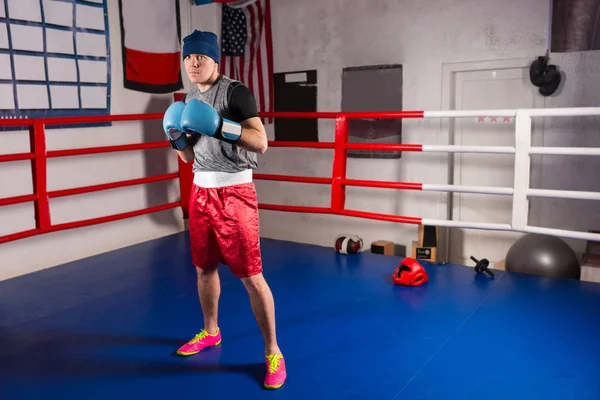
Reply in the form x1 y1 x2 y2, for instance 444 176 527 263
505 233 580 279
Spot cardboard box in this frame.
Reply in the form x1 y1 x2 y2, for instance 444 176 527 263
371 240 394 255
412 240 437 262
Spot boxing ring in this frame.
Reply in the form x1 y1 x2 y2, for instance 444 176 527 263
1 106 600 399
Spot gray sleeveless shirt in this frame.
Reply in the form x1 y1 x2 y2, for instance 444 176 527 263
184 75 258 173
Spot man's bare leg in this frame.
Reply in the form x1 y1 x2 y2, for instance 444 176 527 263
241 272 280 355
197 265 220 335
175 265 222 356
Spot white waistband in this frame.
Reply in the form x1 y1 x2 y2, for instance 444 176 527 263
193 169 253 188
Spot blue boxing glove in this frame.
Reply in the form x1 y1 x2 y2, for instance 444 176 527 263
180 99 242 144
163 101 189 150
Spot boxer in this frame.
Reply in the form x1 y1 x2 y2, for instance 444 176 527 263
162 30 285 390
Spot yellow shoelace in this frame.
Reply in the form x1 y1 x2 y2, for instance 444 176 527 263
266 354 282 374
189 330 209 344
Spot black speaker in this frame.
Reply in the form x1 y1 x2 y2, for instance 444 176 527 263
421 225 438 248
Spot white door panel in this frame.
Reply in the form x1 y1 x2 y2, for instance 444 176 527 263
450 67 542 265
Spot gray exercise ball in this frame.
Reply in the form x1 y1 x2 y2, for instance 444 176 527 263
505 233 580 279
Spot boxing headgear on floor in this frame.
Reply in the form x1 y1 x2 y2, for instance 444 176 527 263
392 257 428 286
334 234 363 254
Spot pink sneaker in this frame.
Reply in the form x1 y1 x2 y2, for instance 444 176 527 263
176 328 222 356
264 353 286 389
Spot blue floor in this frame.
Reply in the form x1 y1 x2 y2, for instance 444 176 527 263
1 231 600 399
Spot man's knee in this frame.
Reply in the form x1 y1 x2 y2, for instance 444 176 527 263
241 271 265 291
196 264 218 279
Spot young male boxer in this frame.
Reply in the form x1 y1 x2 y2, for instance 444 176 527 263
162 30 286 390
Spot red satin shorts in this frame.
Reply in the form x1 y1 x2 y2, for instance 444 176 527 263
189 182 262 278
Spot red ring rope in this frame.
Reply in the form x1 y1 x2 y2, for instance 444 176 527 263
1 107 599 244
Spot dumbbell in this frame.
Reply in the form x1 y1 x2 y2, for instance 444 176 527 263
470 256 495 277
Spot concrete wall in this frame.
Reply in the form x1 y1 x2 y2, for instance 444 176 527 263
0 0 218 281
256 0 598 256
1 0 598 281
530 50 600 252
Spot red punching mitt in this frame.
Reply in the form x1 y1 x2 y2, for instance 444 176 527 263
392 257 428 286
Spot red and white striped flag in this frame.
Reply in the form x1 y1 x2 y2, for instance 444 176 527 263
219 0 274 123
119 0 183 93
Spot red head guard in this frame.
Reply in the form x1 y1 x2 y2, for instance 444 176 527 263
392 257 428 286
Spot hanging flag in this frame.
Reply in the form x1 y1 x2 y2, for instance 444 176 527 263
118 0 183 93
220 0 274 123
193 0 240 4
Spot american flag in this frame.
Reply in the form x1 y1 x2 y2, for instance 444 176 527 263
220 0 274 123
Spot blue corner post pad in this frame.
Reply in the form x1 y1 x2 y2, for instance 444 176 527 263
193 0 214 5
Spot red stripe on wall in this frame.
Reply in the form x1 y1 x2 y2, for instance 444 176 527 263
125 48 180 85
